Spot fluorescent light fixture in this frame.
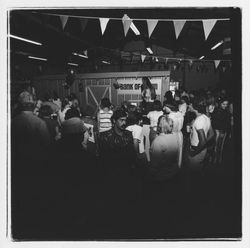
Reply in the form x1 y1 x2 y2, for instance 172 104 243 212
211 40 224 50
73 52 88 59
67 62 79 66
28 56 47 61
102 60 110 64
124 14 140 35
199 55 205 60
9 34 42 46
130 22 140 35
146 47 153 54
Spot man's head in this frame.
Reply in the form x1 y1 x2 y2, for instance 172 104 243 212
18 91 36 111
111 109 127 131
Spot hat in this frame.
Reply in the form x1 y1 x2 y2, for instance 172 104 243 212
18 91 35 104
61 117 87 134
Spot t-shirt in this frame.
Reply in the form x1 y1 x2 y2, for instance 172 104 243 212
178 102 187 116
147 110 163 128
190 114 211 147
98 109 113 132
126 124 144 154
168 111 184 133
149 133 179 180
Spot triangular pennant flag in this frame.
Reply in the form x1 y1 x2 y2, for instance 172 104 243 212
122 14 132 37
79 18 88 32
173 20 186 39
99 18 109 35
202 20 217 40
165 58 168 64
155 57 159 62
60 15 69 30
222 66 226 72
189 59 193 66
146 19 158 38
83 50 88 57
141 54 146 63
214 60 221 68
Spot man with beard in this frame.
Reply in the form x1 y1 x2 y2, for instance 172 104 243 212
98 108 136 169
98 109 137 219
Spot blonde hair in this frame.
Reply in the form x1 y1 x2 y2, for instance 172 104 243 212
157 115 173 134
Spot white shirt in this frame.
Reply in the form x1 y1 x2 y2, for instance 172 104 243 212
126 124 144 153
147 111 163 128
190 114 211 146
168 111 184 133
178 102 187 116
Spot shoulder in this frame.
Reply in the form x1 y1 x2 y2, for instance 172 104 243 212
194 115 209 128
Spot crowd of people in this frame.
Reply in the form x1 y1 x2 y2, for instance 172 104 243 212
11 79 234 236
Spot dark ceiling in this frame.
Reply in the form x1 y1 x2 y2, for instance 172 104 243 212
9 8 235 69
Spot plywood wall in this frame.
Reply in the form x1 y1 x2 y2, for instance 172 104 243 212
33 71 170 108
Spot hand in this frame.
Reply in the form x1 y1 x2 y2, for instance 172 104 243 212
189 148 197 157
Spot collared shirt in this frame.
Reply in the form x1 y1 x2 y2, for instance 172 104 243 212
98 128 136 167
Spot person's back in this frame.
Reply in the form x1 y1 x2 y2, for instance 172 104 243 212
97 98 113 133
11 91 50 175
168 111 184 133
147 100 163 131
12 111 50 156
149 116 179 181
190 114 211 147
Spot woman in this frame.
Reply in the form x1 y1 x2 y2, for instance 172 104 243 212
141 77 156 103
148 116 180 181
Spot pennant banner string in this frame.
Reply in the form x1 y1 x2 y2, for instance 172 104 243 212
33 12 230 22
88 46 232 62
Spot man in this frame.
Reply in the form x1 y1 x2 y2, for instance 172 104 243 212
98 109 136 167
188 98 214 171
11 91 51 235
12 91 50 175
98 109 136 209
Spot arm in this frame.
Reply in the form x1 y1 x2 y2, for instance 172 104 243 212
190 128 207 156
133 138 140 155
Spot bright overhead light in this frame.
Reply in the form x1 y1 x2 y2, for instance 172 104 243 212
123 14 140 35
102 60 110 64
211 40 224 50
67 62 79 66
73 52 88 58
9 34 42 46
146 47 153 54
130 22 140 35
28 56 47 61
199 55 205 60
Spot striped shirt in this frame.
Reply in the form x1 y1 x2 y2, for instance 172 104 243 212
98 109 113 132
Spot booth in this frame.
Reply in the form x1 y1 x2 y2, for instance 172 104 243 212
34 71 171 113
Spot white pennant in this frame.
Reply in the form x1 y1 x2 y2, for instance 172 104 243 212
173 20 186 39
83 50 88 57
202 20 217 40
60 15 69 30
165 58 168 64
214 60 221 68
146 19 158 38
155 57 159 62
122 14 132 36
141 54 146 63
99 18 109 35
